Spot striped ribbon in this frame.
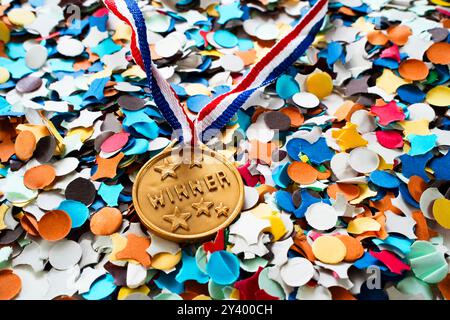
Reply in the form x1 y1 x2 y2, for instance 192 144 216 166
104 0 328 145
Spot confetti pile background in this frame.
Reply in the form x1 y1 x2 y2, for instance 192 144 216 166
0 0 450 300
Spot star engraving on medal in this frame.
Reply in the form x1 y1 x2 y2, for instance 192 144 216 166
154 158 180 180
192 198 213 216
163 206 191 232
189 153 203 168
215 202 230 217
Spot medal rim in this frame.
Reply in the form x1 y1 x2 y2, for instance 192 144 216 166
132 144 244 242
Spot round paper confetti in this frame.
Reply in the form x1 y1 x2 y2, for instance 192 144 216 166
432 198 450 229
49 240 82 270
57 200 89 228
398 59 429 81
37 210 72 241
0 270 22 300
348 147 379 173
90 207 123 235
305 72 333 99
305 202 338 231
280 257 314 287
206 250 240 285
23 165 56 190
312 235 347 264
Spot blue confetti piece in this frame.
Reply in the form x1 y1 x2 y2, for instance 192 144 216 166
123 138 149 155
372 236 413 256
407 134 437 156
399 183 420 208
6 43 26 59
272 162 291 188
353 252 387 271
62 19 89 36
133 121 160 139
275 190 296 213
98 183 124 207
238 38 254 51
155 269 184 294
326 41 343 66
185 29 205 47
57 200 89 228
286 137 334 165
430 151 450 180
216 1 244 25
176 252 209 284
276 74 300 99
397 84 425 104
83 77 109 102
213 29 238 48
369 170 400 189
205 251 239 285
89 14 108 32
373 58 399 69
82 274 117 300
4 58 33 79
293 189 323 218
48 59 75 72
399 152 433 182
187 94 212 113
91 38 122 57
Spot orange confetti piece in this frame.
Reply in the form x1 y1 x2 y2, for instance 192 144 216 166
292 232 316 262
387 25 412 46
116 234 151 267
235 49 257 66
90 207 123 236
255 184 276 202
367 30 389 46
14 130 36 161
0 270 21 300
327 183 360 201
426 42 450 65
438 274 450 300
398 59 429 81
23 164 56 190
91 152 125 180
287 162 318 185
408 175 427 202
280 106 304 128
335 234 364 262
412 210 431 241
37 210 72 241
329 286 356 300
0 139 15 162
20 213 39 237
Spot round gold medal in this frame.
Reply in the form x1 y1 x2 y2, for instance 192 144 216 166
132 145 244 242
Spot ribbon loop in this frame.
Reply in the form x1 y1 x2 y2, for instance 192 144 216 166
104 0 328 145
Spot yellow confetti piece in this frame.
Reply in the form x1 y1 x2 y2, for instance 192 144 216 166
426 86 450 107
0 21 10 43
433 198 450 229
7 8 36 27
193 295 212 300
185 83 211 96
376 69 410 95
89 68 112 84
312 235 347 264
430 0 450 6
305 71 333 99
41 118 65 155
199 50 222 57
230 288 240 300
378 157 394 170
0 204 9 231
16 124 50 141
121 65 147 79
250 203 286 241
112 23 132 41
0 67 10 84
352 17 375 33
151 251 182 270
332 122 368 152
347 217 381 234
350 184 377 205
300 155 309 163
399 119 430 136
118 285 150 300
67 127 94 142
206 3 220 17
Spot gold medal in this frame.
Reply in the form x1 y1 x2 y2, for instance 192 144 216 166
132 144 244 242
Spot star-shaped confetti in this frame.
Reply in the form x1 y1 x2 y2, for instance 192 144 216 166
116 234 151 267
91 152 125 180
371 101 405 126
163 207 191 232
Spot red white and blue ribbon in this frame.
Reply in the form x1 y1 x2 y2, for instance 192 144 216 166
103 0 328 145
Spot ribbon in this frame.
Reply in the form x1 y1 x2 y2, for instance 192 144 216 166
104 0 328 145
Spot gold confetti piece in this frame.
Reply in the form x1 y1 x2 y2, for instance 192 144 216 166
399 119 430 136
347 217 381 234
305 71 333 99
426 86 450 107
332 122 368 152
376 69 411 95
